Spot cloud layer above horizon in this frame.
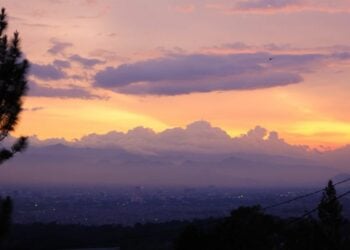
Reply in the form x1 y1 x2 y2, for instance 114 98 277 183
22 120 311 157
3 120 350 187
93 52 349 95
2 0 350 148
210 0 350 14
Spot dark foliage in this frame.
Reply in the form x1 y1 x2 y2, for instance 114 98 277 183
2 211 350 250
0 197 12 246
4 221 191 250
175 206 285 250
0 7 29 244
0 7 29 164
317 180 344 250
174 181 350 250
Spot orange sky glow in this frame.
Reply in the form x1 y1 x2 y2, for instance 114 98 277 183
2 0 350 150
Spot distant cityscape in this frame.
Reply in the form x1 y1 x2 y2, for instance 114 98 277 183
2 186 350 225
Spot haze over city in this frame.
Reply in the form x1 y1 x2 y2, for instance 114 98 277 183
1 1 350 249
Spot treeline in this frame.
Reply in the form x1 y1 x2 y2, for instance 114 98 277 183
2 180 350 250
175 205 350 250
175 180 350 250
3 221 191 250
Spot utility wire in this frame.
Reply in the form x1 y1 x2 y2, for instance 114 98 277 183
262 177 350 211
288 188 350 225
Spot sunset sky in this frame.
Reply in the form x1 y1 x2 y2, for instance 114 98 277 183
3 0 350 149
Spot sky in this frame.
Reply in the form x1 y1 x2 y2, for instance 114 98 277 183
2 0 350 149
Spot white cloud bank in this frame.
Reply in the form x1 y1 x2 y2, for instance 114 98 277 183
1 121 349 187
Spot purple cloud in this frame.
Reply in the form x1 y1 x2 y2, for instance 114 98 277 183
214 0 350 14
236 0 301 11
93 52 335 95
69 54 104 68
116 71 302 95
29 81 105 99
30 63 66 80
47 39 73 55
53 59 71 69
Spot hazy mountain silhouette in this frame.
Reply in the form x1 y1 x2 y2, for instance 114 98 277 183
0 143 342 188
2 121 349 187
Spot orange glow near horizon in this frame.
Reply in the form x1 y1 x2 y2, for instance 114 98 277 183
3 0 350 150
13 89 350 150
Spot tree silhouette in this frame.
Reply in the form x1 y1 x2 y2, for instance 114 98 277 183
0 197 12 241
0 8 28 163
0 7 29 243
317 180 344 250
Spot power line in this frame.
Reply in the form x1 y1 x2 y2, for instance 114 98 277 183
262 177 350 211
288 188 350 225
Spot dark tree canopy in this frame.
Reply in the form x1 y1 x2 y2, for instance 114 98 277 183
0 7 29 244
0 7 28 165
318 180 343 226
317 180 344 250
